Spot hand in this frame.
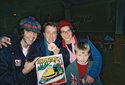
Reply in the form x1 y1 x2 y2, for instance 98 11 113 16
86 75 94 84
0 36 11 48
53 47 60 55
48 43 60 54
48 43 56 51
22 57 39 75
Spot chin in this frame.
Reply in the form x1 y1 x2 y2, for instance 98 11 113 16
66 39 71 43
27 42 33 45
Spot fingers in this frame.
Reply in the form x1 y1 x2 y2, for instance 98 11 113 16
4 37 11 43
32 57 40 63
22 57 40 75
1 42 8 47
48 43 57 51
53 47 60 54
48 43 60 55
4 39 11 45
0 37 11 48
86 75 94 84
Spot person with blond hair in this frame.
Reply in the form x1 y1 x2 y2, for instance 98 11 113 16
66 42 102 85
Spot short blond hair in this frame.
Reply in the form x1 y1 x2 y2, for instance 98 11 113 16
75 42 90 53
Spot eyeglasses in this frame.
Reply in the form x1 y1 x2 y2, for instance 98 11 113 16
61 29 71 34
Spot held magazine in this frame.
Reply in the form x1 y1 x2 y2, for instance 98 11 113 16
35 54 66 85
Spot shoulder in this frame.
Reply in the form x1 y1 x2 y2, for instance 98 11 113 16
67 61 77 69
88 60 93 68
75 33 88 43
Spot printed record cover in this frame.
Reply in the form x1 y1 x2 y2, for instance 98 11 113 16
35 54 66 85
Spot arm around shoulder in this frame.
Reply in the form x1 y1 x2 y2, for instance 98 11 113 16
87 39 102 79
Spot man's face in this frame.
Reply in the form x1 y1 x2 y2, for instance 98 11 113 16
43 26 57 44
23 29 37 46
60 26 73 43
76 49 90 64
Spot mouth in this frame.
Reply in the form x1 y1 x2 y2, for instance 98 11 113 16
29 38 35 42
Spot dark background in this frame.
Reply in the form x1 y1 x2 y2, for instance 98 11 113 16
1 0 123 33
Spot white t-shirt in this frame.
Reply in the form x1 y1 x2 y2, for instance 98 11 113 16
22 47 29 57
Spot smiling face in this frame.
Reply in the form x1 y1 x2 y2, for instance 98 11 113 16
76 49 90 64
21 29 37 47
60 26 73 43
43 25 57 44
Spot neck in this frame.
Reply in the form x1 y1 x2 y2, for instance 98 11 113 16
21 38 29 48
65 36 75 45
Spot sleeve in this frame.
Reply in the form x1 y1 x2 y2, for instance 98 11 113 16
65 65 72 85
87 39 102 79
0 33 18 50
0 33 17 38
0 50 27 85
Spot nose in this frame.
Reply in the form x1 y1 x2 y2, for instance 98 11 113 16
30 32 34 36
31 32 37 39
49 32 57 37
63 32 68 35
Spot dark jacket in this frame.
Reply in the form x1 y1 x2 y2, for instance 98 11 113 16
38 36 69 69
0 36 41 85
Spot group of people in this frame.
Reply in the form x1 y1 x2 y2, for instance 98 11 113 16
0 16 102 85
